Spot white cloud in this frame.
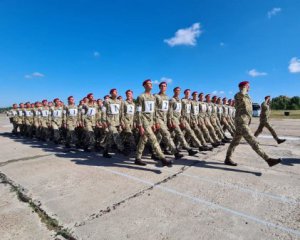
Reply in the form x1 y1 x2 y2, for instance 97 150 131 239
288 57 300 73
211 90 225 96
93 51 100 57
25 72 45 79
153 77 173 85
248 69 268 77
164 23 202 47
229 91 233 95
267 8 282 18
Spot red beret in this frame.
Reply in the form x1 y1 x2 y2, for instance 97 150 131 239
67 96 73 100
42 99 47 103
143 79 152 86
87 93 93 98
238 81 249 88
192 91 198 96
184 89 190 94
173 87 181 92
222 97 227 101
126 89 133 94
205 94 210 98
110 88 117 94
53 98 59 102
159 81 167 87
212 95 217 99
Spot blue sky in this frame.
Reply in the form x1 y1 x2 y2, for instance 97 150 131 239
0 0 299 107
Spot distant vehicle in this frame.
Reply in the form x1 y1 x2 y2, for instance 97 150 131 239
252 103 261 117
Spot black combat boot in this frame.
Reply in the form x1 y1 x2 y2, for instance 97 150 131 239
103 150 112 158
266 158 281 167
174 151 184 159
224 157 237 166
135 158 147 166
161 158 173 167
277 139 286 144
188 149 198 156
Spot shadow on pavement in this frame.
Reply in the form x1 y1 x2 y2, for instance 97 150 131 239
280 158 300 166
1 132 262 176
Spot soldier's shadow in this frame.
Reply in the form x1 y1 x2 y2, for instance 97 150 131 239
280 158 300 166
1 132 262 176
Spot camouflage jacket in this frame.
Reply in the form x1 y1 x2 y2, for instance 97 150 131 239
234 92 252 125
136 92 156 128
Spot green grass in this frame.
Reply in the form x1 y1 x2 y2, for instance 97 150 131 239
270 110 300 119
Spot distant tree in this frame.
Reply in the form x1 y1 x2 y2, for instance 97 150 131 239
270 95 300 110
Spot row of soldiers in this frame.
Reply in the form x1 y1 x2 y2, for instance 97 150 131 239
7 79 236 166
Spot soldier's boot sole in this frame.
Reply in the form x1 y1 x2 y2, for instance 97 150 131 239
135 159 147 166
266 158 281 167
277 139 286 144
224 158 237 166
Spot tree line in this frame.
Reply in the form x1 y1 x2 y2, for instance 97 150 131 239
270 96 300 110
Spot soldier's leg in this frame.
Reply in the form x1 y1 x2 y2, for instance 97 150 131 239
183 120 202 148
254 122 265 137
265 122 280 141
242 124 270 160
158 121 177 154
110 125 124 151
144 125 165 159
225 133 242 159
198 118 214 143
205 117 221 142
52 122 60 144
222 117 235 136
136 134 148 159
193 125 208 146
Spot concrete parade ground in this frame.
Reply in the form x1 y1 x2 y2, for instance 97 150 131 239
0 114 299 240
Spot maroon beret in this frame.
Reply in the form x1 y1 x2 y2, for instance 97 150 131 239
173 86 181 92
143 79 152 86
126 89 133 94
238 81 249 88
67 96 74 100
110 88 117 94
205 94 211 98
159 81 167 87
192 91 198 96
87 93 93 98
53 98 59 102
184 89 190 94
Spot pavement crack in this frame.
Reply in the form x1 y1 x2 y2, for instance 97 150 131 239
0 154 53 167
74 148 223 227
0 171 77 240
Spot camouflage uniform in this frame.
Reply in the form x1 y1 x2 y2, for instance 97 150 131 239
181 98 203 148
32 107 42 138
209 102 226 140
218 103 235 136
226 92 270 160
102 98 124 152
136 92 165 160
64 104 79 146
39 106 51 141
254 101 280 141
155 93 178 154
199 101 220 142
82 102 98 150
169 96 192 150
7 109 19 134
50 105 63 143
23 107 34 137
120 99 136 148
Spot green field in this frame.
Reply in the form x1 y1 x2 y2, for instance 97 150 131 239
270 110 300 119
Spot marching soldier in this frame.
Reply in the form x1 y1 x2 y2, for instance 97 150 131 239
154 82 183 159
182 89 212 151
102 89 125 157
135 79 172 166
224 81 281 167
216 97 235 136
120 90 136 153
82 93 98 151
50 98 64 144
169 87 198 156
39 100 51 141
223 98 236 132
32 102 42 138
24 102 34 138
64 96 79 148
7 104 19 134
254 96 286 144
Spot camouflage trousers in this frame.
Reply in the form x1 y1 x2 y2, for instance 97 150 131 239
181 119 202 148
254 120 279 141
52 118 63 143
204 117 221 142
136 124 165 160
209 115 225 140
106 125 124 151
190 122 208 146
221 116 235 136
198 117 217 143
66 120 78 146
25 118 34 137
155 118 177 154
171 118 191 150
227 116 236 131
226 123 269 160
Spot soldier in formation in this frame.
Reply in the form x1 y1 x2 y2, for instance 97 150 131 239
7 79 281 168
